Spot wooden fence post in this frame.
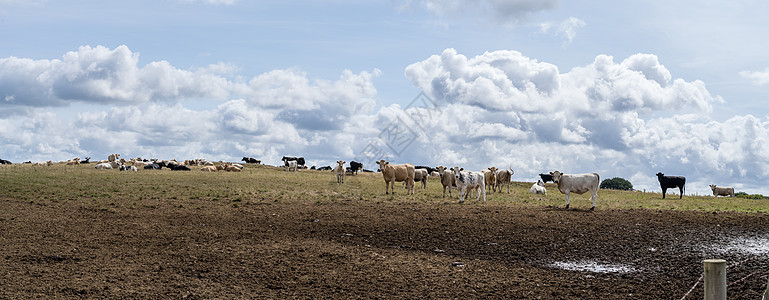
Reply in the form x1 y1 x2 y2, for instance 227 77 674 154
703 259 726 300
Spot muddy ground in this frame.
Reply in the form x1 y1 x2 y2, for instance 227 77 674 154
1 196 768 299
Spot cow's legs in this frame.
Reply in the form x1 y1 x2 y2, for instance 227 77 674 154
590 190 597 211
678 186 683 199
565 192 570 209
662 188 667 199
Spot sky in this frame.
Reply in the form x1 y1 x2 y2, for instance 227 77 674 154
1 0 769 196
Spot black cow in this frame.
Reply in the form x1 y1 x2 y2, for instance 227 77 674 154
349 161 364 175
79 157 91 164
539 173 554 183
144 163 161 170
656 172 686 199
414 165 437 174
169 164 191 171
317 166 332 171
242 157 261 164
282 156 305 167
0 159 12 164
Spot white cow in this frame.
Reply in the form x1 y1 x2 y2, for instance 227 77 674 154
550 170 599 210
95 162 113 170
529 180 547 195
285 160 298 173
119 165 138 172
33 160 53 166
333 160 345 183
452 166 486 203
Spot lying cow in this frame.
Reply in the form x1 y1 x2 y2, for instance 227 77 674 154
119 165 138 172
656 172 685 199
709 184 734 197
550 170 599 210
377 160 415 195
452 166 486 203
529 180 547 195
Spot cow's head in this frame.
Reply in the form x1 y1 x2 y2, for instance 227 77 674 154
550 171 563 183
488 166 498 174
337 160 346 167
451 166 462 180
709 184 716 191
656 172 664 178
376 160 388 170
436 166 446 173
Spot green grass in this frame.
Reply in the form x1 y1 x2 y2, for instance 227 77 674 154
1 163 768 213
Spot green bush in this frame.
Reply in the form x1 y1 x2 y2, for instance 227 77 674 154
735 192 768 199
600 177 633 191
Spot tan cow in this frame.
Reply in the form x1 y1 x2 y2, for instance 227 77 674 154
200 165 218 172
709 184 734 197
436 166 456 198
377 160 415 195
482 167 498 194
414 168 428 189
334 160 346 183
495 168 514 193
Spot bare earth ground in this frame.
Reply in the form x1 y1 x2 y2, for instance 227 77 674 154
1 196 768 299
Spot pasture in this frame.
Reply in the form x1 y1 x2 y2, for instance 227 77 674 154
1 163 768 298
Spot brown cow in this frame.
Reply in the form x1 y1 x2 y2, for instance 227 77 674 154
495 168 514 193
377 160 415 195
436 165 456 198
482 167 498 194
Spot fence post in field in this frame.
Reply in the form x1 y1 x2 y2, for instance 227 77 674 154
703 259 726 300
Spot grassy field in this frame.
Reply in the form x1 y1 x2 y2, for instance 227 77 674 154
2 163 768 214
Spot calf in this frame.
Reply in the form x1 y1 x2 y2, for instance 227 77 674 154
709 184 734 197
656 172 685 199
334 160 345 183
529 180 547 195
482 167 498 194
414 168 428 189
452 166 486 203
495 168 514 193
285 160 298 173
550 170 600 210
377 160 415 195
436 166 456 198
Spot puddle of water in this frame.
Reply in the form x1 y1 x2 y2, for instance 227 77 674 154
549 261 638 273
711 237 769 255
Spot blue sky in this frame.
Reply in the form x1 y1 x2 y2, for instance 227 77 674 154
1 0 769 196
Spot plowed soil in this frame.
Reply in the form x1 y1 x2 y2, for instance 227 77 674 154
1 196 768 299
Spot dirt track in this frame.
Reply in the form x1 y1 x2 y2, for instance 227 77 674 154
1 196 768 299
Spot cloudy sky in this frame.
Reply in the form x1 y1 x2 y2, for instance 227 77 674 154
1 0 768 196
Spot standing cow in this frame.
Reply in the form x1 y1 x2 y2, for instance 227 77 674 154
452 166 486 204
495 168 514 193
709 184 734 197
656 172 685 199
436 166 456 198
377 160 415 195
550 170 600 210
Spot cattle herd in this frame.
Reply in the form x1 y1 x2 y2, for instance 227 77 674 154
0 154 740 209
